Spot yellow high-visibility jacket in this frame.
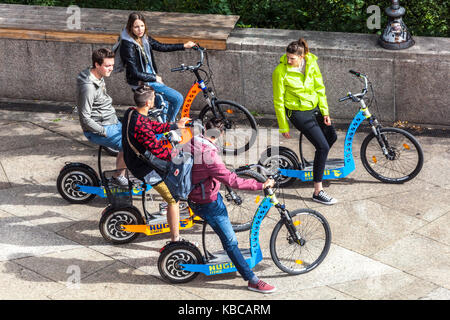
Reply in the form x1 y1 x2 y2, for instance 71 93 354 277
272 53 329 133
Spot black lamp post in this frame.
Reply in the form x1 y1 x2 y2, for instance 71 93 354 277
379 0 415 50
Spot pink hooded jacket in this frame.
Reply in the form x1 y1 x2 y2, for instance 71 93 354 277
187 136 264 204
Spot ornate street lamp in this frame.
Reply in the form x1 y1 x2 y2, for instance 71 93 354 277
379 0 415 49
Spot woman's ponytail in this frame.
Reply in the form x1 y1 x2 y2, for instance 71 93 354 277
298 38 309 56
286 37 309 57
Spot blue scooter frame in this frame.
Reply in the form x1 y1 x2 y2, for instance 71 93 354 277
180 196 272 276
56 128 178 204
278 109 366 182
57 144 152 204
259 70 424 186
158 166 332 284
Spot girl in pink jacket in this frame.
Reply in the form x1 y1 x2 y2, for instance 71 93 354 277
187 119 276 294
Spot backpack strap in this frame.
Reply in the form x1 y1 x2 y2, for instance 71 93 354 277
126 109 167 175
126 110 148 163
192 178 207 200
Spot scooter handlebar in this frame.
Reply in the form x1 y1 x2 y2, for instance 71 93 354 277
192 44 205 51
339 94 351 102
171 65 185 72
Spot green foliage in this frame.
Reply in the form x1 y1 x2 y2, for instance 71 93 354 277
1 0 448 37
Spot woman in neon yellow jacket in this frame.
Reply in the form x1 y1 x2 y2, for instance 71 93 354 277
272 38 337 205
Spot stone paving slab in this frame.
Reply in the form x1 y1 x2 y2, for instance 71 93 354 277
0 183 105 228
0 260 66 300
372 233 450 290
318 200 428 257
0 108 448 301
330 271 441 300
0 210 81 262
49 260 202 300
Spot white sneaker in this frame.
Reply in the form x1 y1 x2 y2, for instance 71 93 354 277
113 175 129 186
312 190 337 205
159 202 168 215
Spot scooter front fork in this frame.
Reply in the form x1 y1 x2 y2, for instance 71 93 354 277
369 118 392 159
278 205 306 246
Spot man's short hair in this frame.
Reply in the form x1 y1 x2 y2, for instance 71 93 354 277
204 118 225 139
92 48 115 68
133 85 155 107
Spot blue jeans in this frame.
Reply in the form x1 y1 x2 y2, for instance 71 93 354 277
84 122 122 151
148 82 184 122
189 193 255 281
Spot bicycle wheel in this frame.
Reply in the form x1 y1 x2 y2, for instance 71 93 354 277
158 241 203 284
270 208 331 275
57 165 99 204
360 127 424 183
199 100 258 155
222 169 267 232
98 206 144 244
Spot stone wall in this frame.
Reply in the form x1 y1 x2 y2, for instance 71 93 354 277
0 27 449 127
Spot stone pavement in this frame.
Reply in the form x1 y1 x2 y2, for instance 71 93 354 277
0 106 449 301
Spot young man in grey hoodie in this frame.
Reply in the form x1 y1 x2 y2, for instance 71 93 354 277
76 48 127 184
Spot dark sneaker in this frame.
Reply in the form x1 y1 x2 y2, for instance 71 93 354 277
312 190 337 205
248 280 277 294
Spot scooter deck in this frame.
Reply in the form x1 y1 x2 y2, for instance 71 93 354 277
77 182 152 198
280 157 354 181
121 210 195 236
147 209 192 225
205 249 252 264
302 158 345 170
180 248 262 276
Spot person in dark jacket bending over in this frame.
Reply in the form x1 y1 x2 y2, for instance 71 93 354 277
187 119 277 294
122 85 190 242
120 12 196 122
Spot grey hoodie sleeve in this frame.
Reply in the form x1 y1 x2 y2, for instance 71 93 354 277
77 84 107 136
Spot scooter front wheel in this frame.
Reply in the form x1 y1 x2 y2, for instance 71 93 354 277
360 127 424 183
270 209 331 275
158 242 203 284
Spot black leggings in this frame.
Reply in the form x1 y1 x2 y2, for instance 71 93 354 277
287 107 337 183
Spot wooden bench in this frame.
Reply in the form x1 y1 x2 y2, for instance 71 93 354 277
0 4 239 50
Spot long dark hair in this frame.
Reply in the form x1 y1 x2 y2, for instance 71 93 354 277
126 12 148 45
286 38 309 57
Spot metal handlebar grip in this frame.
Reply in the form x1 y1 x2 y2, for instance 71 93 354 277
349 70 361 77
192 44 205 51
171 67 182 72
339 94 351 102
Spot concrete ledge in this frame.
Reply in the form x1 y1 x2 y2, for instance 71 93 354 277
0 9 449 127
0 4 239 49
224 28 450 127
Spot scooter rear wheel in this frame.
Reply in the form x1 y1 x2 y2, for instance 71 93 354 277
99 206 144 244
57 165 99 204
158 242 203 284
259 147 300 187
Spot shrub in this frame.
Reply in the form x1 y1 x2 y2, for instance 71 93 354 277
2 0 448 37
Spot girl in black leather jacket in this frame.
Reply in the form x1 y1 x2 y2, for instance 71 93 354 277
120 12 196 122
